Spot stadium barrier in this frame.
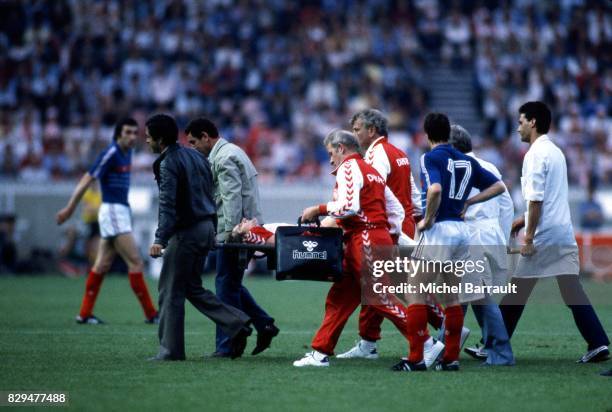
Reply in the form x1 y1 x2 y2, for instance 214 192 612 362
1 182 611 280
0 181 329 276
576 233 612 281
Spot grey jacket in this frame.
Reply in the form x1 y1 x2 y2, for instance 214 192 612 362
209 138 263 242
153 143 217 247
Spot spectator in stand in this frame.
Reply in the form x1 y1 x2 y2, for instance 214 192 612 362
441 9 471 68
0 1 607 186
580 180 605 232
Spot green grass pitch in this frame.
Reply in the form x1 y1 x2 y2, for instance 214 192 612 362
1 275 611 411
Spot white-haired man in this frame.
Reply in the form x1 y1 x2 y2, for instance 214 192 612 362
293 130 414 369
449 124 515 366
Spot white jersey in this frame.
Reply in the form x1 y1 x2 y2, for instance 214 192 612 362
464 152 514 245
462 152 514 291
262 223 292 233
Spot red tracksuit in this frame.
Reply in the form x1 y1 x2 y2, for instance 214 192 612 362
360 137 444 341
363 136 420 237
310 153 412 355
243 226 274 244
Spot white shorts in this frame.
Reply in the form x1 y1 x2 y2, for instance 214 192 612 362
412 221 470 262
98 203 132 239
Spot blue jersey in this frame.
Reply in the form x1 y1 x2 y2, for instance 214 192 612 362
420 144 498 222
88 142 131 205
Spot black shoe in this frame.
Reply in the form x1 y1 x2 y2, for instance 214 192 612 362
145 313 160 324
600 369 612 376
230 326 253 359
252 324 280 355
577 346 609 363
464 344 488 360
391 359 426 372
205 351 232 358
434 360 460 371
76 315 104 324
147 355 184 361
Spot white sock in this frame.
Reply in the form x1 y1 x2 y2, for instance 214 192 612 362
423 336 434 351
360 339 376 352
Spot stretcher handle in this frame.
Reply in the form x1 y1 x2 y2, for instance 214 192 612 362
215 242 275 252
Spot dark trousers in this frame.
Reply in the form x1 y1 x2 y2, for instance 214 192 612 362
215 248 274 354
157 221 250 360
499 275 609 350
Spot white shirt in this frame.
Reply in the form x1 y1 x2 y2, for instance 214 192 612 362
464 152 514 244
521 135 576 246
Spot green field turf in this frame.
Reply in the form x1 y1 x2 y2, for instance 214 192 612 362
1 275 611 412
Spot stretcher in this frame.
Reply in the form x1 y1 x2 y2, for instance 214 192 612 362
216 223 522 282
216 217 343 282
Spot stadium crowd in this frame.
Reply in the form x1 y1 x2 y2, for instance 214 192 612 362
0 0 609 187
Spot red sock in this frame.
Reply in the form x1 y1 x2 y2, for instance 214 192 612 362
128 272 157 319
426 302 444 329
442 305 464 363
79 270 105 318
406 304 429 363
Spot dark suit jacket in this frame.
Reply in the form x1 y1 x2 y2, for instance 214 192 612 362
153 143 216 247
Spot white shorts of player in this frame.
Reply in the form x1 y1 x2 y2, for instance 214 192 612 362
412 220 470 262
98 203 132 239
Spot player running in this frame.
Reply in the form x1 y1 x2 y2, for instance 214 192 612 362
56 118 158 325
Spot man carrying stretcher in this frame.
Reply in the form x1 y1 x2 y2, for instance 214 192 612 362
287 129 416 369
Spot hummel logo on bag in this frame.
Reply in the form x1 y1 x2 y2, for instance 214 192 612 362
275 224 343 281
292 240 327 260
302 241 318 252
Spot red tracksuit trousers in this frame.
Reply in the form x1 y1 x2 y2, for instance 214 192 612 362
357 217 444 341
311 228 411 355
